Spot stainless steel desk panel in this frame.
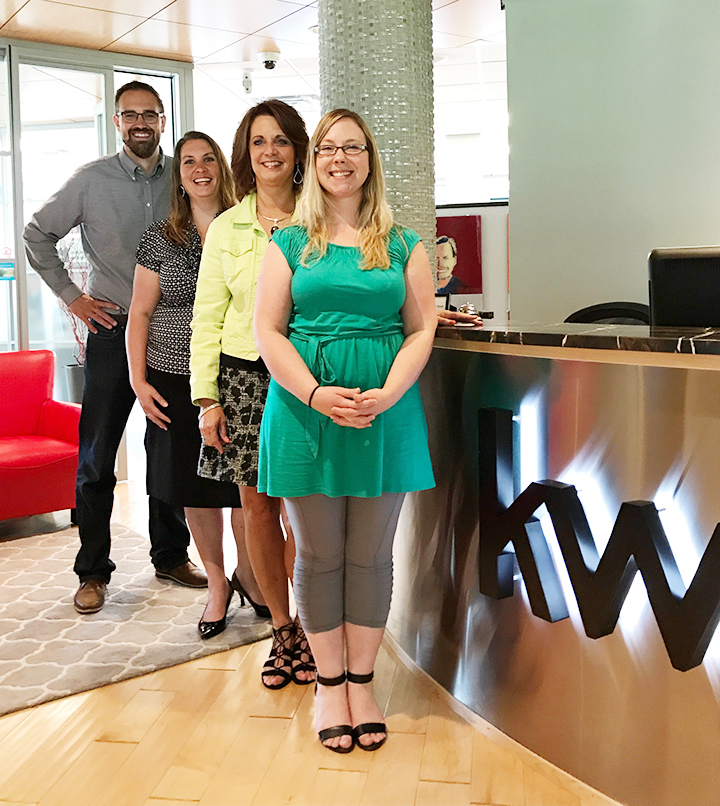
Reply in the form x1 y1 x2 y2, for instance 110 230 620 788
387 346 720 806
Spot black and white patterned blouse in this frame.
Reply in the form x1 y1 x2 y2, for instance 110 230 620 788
136 218 202 375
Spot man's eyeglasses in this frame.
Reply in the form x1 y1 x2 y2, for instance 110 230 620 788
315 144 367 157
118 111 162 123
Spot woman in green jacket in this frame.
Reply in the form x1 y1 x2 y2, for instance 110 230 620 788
190 100 314 688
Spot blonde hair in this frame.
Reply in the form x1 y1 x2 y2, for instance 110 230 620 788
297 109 394 270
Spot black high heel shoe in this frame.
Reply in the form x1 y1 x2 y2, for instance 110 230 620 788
231 571 271 619
198 579 234 640
291 616 316 685
347 670 387 751
261 622 296 689
316 672 354 754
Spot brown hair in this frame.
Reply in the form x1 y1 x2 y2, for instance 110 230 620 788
230 99 309 199
115 80 164 114
165 131 236 247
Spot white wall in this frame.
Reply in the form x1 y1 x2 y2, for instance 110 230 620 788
479 204 509 321
505 0 720 323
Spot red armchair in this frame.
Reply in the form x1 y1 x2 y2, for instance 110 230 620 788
0 350 81 520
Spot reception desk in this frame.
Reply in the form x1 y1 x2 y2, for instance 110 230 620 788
387 322 720 806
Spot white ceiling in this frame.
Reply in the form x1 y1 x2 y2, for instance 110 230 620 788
0 0 505 64
1 0 508 202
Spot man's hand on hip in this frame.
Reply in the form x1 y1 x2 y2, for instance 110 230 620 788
68 293 121 333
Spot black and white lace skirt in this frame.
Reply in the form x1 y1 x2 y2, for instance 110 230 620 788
197 354 270 489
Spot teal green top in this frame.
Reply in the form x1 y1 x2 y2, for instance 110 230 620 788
257 225 436 498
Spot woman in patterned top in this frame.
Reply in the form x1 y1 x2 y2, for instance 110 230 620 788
127 131 269 638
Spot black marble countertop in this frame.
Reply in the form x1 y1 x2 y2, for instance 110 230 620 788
435 321 720 356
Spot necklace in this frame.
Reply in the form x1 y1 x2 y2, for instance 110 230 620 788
257 208 293 235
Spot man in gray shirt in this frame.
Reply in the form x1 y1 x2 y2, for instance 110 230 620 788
24 81 207 614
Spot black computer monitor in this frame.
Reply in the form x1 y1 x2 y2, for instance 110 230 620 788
648 246 720 327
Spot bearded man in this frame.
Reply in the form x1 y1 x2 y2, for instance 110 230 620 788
24 81 207 614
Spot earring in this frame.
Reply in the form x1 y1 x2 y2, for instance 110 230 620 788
293 162 303 185
180 185 187 197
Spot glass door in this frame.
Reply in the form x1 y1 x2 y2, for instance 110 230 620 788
0 48 15 351
19 63 105 396
0 38 192 404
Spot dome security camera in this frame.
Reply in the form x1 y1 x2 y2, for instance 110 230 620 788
258 50 281 69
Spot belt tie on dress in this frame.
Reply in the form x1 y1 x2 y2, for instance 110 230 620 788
289 328 400 458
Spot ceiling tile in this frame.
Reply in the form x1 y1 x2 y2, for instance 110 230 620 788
153 0 305 35
252 4 318 46
197 56 317 82
1 0 504 84
198 31 317 64
434 44 483 67
1 0 144 50
194 61 257 81
433 0 505 42
45 0 170 15
0 0 28 28
432 30 480 49
105 18 243 62
249 72 317 98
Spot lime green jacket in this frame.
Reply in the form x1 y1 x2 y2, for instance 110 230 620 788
189 193 269 404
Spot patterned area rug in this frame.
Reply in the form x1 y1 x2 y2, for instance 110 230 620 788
0 523 272 716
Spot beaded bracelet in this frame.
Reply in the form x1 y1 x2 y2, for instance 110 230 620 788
308 384 321 409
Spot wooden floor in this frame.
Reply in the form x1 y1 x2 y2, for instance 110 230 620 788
0 481 623 806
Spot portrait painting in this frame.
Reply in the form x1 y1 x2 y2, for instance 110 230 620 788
435 214 482 295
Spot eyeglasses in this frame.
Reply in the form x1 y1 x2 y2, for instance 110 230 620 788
118 110 162 123
314 144 368 157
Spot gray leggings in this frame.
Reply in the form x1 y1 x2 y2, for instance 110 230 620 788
283 493 406 633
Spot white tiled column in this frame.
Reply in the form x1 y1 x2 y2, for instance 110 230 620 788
318 0 436 260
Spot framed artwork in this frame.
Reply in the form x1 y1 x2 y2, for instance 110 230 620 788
435 214 482 295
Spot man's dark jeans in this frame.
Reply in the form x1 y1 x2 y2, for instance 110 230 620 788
73 324 191 582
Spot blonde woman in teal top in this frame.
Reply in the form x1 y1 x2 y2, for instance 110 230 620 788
255 109 436 754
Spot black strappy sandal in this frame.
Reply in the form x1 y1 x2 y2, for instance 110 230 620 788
347 670 387 751
261 622 295 690
291 617 316 685
316 672 354 754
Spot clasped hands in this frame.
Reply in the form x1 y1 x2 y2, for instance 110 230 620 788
311 385 391 429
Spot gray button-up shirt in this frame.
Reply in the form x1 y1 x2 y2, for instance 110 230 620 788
23 148 172 314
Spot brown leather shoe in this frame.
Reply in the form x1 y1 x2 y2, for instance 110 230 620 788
155 560 208 588
73 580 107 614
